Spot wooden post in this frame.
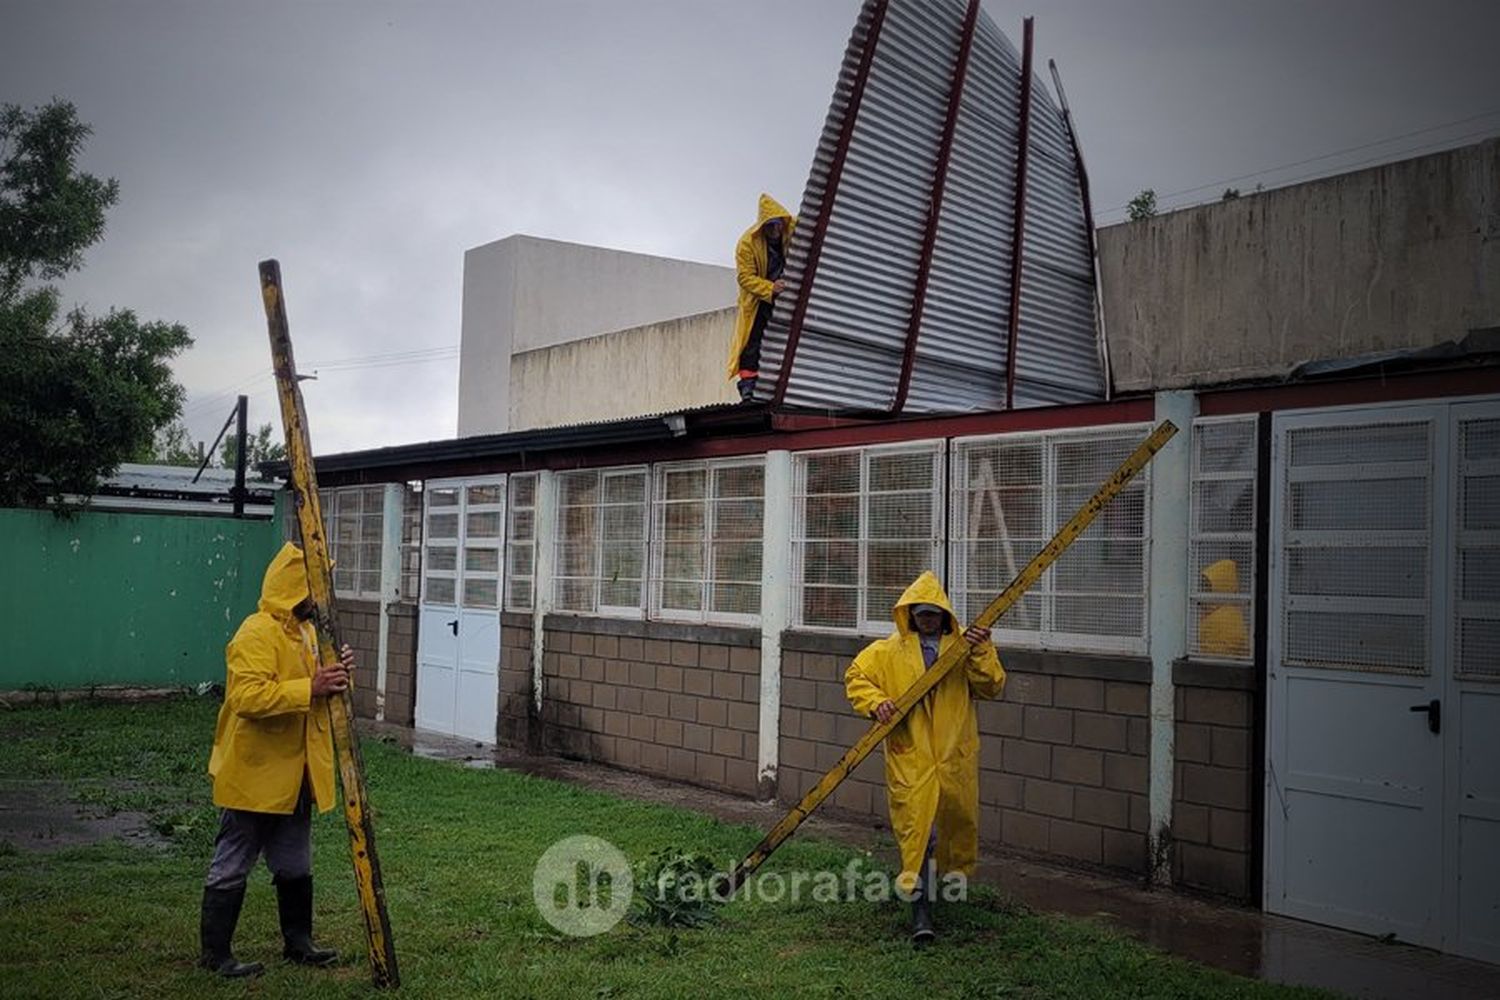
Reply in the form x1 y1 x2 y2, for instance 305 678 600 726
258 260 400 988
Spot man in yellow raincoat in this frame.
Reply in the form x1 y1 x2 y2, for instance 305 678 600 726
1197 557 1249 658
845 571 1006 944
199 542 353 977
728 193 795 401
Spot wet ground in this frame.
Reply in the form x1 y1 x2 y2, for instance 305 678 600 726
377 723 1500 1000
0 779 166 854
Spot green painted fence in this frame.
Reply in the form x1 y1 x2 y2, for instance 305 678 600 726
0 507 282 689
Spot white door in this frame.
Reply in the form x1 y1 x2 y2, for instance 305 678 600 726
1266 398 1500 963
414 476 504 743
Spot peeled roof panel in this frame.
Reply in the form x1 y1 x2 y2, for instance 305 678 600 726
756 0 1104 413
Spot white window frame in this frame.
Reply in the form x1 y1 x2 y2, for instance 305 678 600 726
792 439 946 636
649 458 765 627
553 465 650 619
319 485 386 601
949 424 1153 656
1188 415 1258 663
505 473 538 612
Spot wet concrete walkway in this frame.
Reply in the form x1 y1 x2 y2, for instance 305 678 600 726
369 723 1499 1000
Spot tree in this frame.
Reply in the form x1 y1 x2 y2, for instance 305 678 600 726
219 422 285 474
1126 189 1157 221
0 101 192 507
136 421 201 467
1222 187 1241 200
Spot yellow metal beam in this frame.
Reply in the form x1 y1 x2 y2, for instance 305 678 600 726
722 419 1178 895
259 260 400 988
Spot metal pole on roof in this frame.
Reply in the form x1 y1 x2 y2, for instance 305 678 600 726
1049 58 1112 400
232 394 248 518
1003 17 1036 411
891 0 983 413
772 0 891 408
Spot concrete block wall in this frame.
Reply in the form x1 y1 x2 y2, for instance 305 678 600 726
385 602 417 726
499 612 533 748
778 634 1153 877
1172 661 1256 900
538 615 761 797
341 599 381 720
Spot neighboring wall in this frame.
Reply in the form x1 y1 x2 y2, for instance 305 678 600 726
779 635 1153 877
1099 138 1500 391
343 599 417 726
509 308 738 430
458 235 735 437
0 507 278 688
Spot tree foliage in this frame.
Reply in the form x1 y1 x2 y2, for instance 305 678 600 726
1125 188 1157 221
219 422 285 472
136 421 201 467
0 100 192 507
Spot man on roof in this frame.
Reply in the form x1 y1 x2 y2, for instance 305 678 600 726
728 193 796 402
844 571 1007 944
199 541 351 977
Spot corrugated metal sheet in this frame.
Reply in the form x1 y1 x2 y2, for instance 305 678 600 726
756 0 1104 413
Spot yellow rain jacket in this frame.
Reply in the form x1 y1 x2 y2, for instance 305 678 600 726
727 193 796 379
1198 558 1248 658
845 572 1006 887
207 542 338 815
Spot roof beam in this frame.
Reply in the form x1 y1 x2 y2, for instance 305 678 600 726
1003 17 1036 410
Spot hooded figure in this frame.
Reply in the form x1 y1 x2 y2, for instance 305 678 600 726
199 542 349 978
727 193 795 399
1197 558 1248 658
845 571 1006 942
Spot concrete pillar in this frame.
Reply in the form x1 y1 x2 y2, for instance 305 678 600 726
757 451 794 801
531 470 558 718
1148 390 1195 885
374 482 405 722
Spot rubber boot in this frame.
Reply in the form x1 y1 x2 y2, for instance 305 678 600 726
910 874 935 946
199 885 264 978
737 377 757 402
275 875 338 966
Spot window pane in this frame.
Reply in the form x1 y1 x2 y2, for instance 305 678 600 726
425 577 455 604
711 582 760 617
465 547 500 574
427 512 459 539
662 580 703 612
510 474 536 508
802 586 857 628
662 468 707 501
714 499 764 540
358 570 380 595
714 464 764 499
511 509 535 542
802 541 858 586
425 545 457 572
428 487 459 508
600 578 641 608
712 541 762 585
508 544 534 578
466 510 502 539
603 472 646 504
466 483 504 506
804 452 859 494
463 578 498 609
805 496 859 539
868 451 933 492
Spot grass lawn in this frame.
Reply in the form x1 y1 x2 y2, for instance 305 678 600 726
0 699 1333 999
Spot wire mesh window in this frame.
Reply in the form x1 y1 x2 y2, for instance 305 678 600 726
319 486 384 599
650 460 765 624
505 473 538 612
949 426 1151 654
554 467 649 616
1189 417 1257 661
793 442 944 634
398 482 422 603
1454 415 1500 680
1279 419 1432 674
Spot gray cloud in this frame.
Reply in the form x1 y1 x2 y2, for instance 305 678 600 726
4 0 1496 454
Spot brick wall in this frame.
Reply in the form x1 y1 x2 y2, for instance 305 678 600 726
334 598 416 725
385 602 417 726
539 615 761 797
1172 660 1256 900
778 634 1153 877
499 612 534 749
341 599 381 719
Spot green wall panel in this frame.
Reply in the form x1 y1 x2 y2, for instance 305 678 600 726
0 508 281 688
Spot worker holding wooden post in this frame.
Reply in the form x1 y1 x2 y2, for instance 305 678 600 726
199 541 351 978
845 571 1007 944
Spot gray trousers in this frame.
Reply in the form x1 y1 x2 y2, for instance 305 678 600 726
204 782 313 890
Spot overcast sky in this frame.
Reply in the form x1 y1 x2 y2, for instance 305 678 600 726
5 0 1498 456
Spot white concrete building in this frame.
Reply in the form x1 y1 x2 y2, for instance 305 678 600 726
457 235 738 435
